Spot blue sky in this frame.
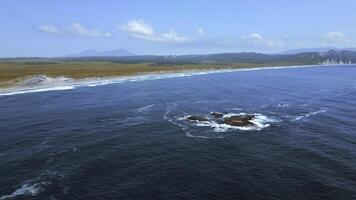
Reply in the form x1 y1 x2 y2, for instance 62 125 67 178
1 0 356 57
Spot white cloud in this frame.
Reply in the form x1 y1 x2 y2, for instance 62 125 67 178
244 33 264 44
161 29 188 42
120 19 154 37
324 31 351 45
120 19 189 42
325 31 345 40
197 27 205 36
67 23 111 38
38 24 61 34
38 23 111 38
243 33 283 48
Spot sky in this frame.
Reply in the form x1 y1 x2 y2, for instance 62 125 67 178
1 0 356 57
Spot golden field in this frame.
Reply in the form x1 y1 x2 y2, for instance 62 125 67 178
0 61 301 87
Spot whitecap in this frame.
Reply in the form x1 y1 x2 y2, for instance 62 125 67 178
293 108 328 121
134 104 155 113
277 103 290 108
0 182 48 200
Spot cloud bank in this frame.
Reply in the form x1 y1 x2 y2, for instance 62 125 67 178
38 23 111 38
38 19 355 53
243 33 284 48
324 31 351 45
38 24 61 34
120 19 189 42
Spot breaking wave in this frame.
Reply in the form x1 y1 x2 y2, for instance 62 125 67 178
0 86 75 96
164 104 281 138
0 65 322 97
0 182 48 200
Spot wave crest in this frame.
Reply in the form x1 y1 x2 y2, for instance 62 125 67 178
292 108 328 121
0 182 48 200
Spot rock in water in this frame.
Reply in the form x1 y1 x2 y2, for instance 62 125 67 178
187 115 209 122
223 115 255 126
186 113 256 127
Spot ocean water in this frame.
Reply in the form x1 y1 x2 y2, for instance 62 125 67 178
1 65 356 199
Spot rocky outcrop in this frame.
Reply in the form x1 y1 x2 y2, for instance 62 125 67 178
187 115 209 122
223 115 255 126
186 112 256 127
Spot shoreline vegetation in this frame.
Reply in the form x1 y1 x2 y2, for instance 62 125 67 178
0 61 305 88
0 62 350 96
1 49 355 88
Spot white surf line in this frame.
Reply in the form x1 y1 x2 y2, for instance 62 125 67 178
0 86 75 96
0 64 348 97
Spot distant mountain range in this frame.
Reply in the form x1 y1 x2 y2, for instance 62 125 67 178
56 49 356 66
66 49 135 57
278 47 356 55
66 47 356 58
2 48 356 66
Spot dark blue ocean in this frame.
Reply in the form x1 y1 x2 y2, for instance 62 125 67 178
1 65 356 200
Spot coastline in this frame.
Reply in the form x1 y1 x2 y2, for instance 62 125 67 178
0 64 341 97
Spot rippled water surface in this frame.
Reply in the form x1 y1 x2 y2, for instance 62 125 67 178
1 65 356 199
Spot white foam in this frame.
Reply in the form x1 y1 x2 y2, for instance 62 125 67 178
134 104 155 113
0 182 47 200
179 113 280 133
176 116 189 121
196 113 277 132
185 132 224 139
277 103 290 108
293 108 328 121
0 64 331 97
0 86 74 96
163 104 213 138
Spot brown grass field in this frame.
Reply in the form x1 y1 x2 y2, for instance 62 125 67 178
0 61 301 87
